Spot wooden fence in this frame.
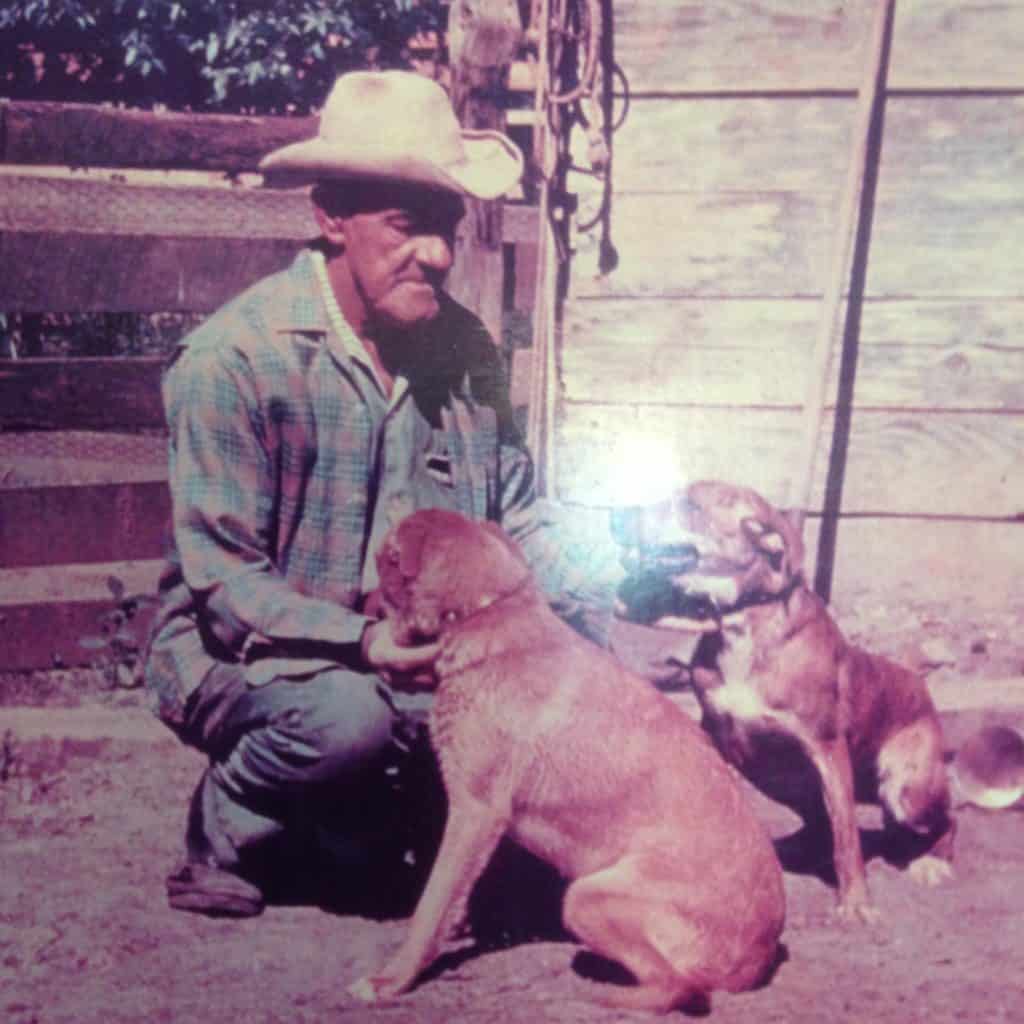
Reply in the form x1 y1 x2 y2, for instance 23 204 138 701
557 0 1024 607
4 0 1023 668
0 92 540 671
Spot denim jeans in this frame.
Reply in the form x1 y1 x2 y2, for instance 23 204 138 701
177 662 411 870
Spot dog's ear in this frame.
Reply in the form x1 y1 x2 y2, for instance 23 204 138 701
773 508 806 575
480 520 529 565
396 518 430 579
741 512 804 575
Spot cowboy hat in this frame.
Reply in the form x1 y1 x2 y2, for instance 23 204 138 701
259 70 523 201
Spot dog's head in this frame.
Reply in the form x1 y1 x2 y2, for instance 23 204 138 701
615 480 804 627
375 509 532 644
676 480 804 604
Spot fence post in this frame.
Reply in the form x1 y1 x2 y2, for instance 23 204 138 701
444 0 522 347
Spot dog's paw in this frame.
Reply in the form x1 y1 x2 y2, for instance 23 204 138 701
907 855 954 887
347 974 404 1004
834 896 882 926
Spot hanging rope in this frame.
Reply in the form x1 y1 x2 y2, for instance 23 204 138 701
524 0 629 494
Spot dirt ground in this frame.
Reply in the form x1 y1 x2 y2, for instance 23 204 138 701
2 598 1023 1024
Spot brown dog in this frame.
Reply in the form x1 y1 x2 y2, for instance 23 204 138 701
348 509 785 1012
614 480 955 922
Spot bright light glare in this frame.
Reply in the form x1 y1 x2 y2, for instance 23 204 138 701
593 431 682 508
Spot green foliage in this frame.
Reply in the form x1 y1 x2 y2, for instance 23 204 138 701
0 2 447 357
78 575 159 689
0 0 444 113
3 311 203 358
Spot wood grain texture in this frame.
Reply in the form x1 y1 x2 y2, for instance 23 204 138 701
562 298 1024 409
0 560 162 671
0 482 170 569
612 0 1024 94
0 231 301 313
0 230 538 315
0 431 167 488
0 358 167 429
0 599 143 671
571 188 1023 299
0 100 316 171
804 517 1024 614
0 172 539 244
556 402 1024 517
513 241 538 312
0 70 538 169
0 173 538 312
599 95 1024 195
1 171 316 239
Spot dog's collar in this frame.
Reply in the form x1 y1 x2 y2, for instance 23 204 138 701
434 571 535 682
443 570 533 628
716 570 805 621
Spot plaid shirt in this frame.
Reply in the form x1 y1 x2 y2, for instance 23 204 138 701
145 247 620 727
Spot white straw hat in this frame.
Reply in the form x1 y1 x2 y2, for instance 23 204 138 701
259 70 523 200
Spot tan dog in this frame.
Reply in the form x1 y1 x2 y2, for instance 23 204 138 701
614 480 955 922
348 509 785 1012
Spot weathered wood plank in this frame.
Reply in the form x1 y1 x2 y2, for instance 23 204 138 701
508 347 533 410
0 172 539 243
556 403 1024 517
442 0 522 345
572 191 824 299
803 517 1024 614
889 0 1024 91
0 231 300 313
571 189 1023 300
600 96 1024 195
0 358 167 430
0 560 163 607
0 482 170 569
612 0 1024 94
876 96 1024 190
0 67 537 168
1 231 539 314
0 171 317 238
563 299 1024 410
0 100 317 171
0 559 162 671
0 173 538 312
513 240 538 312
0 431 167 488
0 599 143 671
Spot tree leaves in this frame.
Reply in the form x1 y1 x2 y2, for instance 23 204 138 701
1 0 444 113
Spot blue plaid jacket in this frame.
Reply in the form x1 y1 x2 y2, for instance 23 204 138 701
145 247 618 726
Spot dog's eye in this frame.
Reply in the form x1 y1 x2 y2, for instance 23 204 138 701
741 516 766 537
765 549 785 572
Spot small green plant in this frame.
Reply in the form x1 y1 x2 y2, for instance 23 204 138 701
79 575 158 689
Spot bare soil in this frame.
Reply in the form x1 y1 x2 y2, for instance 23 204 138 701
2 598 1023 1024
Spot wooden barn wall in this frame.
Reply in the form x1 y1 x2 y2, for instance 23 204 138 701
557 0 1024 606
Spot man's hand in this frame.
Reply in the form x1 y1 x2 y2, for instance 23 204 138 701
361 618 441 689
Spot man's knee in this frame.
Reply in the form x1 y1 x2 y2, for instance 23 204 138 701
258 669 398 784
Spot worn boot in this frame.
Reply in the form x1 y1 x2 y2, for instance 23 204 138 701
166 771 264 917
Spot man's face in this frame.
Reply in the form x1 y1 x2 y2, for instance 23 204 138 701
319 182 466 331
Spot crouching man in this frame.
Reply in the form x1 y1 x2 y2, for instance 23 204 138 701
143 70 619 916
